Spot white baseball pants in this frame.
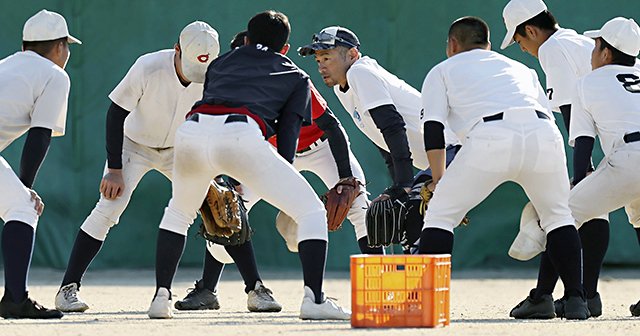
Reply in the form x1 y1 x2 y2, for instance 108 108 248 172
423 110 575 234
0 156 39 228
159 114 328 242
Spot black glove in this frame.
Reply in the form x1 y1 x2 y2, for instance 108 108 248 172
365 186 409 247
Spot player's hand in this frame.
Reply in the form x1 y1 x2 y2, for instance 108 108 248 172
29 189 44 216
100 169 125 200
427 181 437 192
335 177 357 194
234 183 244 196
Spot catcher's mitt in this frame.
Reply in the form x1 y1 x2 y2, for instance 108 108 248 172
365 186 409 247
199 180 243 239
321 177 363 231
199 191 252 246
419 182 469 226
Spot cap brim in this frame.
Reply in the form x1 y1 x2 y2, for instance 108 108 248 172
583 29 601 39
500 26 517 50
297 42 335 56
67 34 82 45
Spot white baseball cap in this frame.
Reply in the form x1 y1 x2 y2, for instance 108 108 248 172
500 0 547 49
584 17 640 57
179 21 220 84
23 9 81 44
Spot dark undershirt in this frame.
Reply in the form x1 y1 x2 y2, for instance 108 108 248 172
314 109 352 178
19 127 52 188
105 102 131 169
369 104 414 188
573 136 595 185
423 120 445 150
275 112 303 164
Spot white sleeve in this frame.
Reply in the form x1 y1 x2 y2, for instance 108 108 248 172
108 57 145 112
568 79 596 146
347 66 394 111
421 65 449 125
30 70 70 137
539 44 578 111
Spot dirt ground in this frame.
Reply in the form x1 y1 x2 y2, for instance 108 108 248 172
1 268 639 336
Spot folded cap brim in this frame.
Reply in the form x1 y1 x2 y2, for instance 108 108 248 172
583 29 601 38
297 42 336 56
500 26 517 50
67 34 82 45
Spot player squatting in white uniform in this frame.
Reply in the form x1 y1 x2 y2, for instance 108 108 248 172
53 22 219 313
418 17 589 320
0 9 80 319
501 0 621 319
567 17 640 316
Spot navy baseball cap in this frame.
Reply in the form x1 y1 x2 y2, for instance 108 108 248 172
298 26 360 56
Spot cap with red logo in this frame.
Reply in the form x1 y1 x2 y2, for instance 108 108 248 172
179 21 219 83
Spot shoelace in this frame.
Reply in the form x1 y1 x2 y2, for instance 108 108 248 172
255 286 274 299
63 287 80 302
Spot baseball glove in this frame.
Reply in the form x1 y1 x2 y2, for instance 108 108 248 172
199 180 243 239
321 177 363 231
199 198 252 246
419 182 469 226
365 186 409 247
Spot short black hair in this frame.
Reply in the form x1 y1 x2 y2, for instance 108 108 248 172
230 30 248 50
22 37 67 57
247 10 290 51
448 16 490 48
597 37 636 66
515 10 558 37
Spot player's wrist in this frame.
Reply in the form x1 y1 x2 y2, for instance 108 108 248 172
107 168 123 174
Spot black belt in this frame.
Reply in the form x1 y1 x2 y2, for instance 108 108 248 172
482 110 550 122
624 131 640 143
187 113 247 124
297 134 329 154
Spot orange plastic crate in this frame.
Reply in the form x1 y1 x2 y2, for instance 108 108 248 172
350 254 451 328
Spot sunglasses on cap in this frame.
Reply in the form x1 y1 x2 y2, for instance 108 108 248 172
312 31 358 49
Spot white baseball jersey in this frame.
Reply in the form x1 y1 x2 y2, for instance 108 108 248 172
109 50 203 148
569 64 640 156
0 51 70 151
334 56 457 169
538 29 594 112
421 49 551 140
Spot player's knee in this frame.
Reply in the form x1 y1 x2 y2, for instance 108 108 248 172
158 206 194 236
4 208 39 230
295 208 328 242
81 211 117 241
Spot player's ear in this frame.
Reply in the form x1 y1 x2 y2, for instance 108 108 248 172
524 25 537 39
174 43 181 55
347 47 359 60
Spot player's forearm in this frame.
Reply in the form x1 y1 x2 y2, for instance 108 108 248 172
276 113 302 164
573 136 595 185
426 149 446 184
106 102 130 169
19 127 52 188
424 120 446 183
314 110 353 178
370 104 414 187
559 105 571 133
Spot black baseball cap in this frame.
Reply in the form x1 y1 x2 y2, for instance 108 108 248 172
298 26 360 56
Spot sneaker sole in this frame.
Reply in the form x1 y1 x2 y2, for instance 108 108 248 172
564 312 589 320
248 306 282 313
57 305 89 313
510 312 555 319
174 303 220 311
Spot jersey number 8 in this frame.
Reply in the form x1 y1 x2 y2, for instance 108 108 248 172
616 74 640 93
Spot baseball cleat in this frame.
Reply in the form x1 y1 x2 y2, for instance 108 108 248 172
561 296 589 320
247 280 282 312
148 287 173 319
55 283 89 312
555 292 601 318
174 280 220 311
0 293 63 319
629 299 640 316
510 293 555 319
299 286 350 320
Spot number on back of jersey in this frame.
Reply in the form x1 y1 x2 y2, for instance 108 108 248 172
616 74 640 93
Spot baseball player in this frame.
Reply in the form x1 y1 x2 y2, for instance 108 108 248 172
564 17 640 317
419 16 588 320
0 9 80 319
53 21 221 313
176 30 380 311
500 0 613 318
299 26 459 210
148 11 350 320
